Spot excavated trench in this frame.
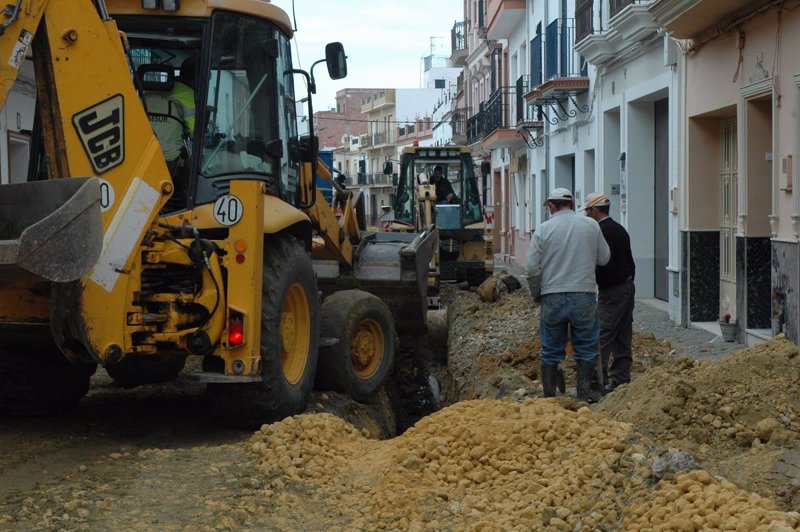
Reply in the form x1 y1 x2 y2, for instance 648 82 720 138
3 277 800 530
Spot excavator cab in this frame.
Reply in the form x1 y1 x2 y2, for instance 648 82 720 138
120 11 298 212
390 146 492 286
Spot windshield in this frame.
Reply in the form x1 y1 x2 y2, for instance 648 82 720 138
201 13 276 178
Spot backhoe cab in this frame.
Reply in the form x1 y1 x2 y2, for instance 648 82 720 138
0 0 435 426
385 146 493 287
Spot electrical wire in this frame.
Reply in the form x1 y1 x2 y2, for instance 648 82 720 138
196 263 221 333
193 238 221 333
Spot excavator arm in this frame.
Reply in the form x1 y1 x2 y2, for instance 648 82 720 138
0 0 173 362
302 158 363 267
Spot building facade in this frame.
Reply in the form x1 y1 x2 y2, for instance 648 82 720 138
576 0 681 305
653 0 799 345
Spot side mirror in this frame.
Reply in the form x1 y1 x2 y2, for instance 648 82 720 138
325 42 347 80
383 161 393 175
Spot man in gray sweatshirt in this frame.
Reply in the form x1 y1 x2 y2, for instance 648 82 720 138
526 188 610 401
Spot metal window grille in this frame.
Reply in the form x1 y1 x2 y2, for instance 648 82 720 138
720 117 738 282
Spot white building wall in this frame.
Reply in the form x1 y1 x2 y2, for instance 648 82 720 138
595 42 678 302
423 66 461 91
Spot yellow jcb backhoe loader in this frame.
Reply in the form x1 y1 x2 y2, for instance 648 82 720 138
0 0 436 426
383 146 493 305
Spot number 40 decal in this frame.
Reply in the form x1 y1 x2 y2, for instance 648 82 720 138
213 195 244 226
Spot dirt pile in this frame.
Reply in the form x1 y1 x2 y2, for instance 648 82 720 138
9 398 796 530
598 337 800 510
444 284 674 401
245 398 798 530
445 287 538 401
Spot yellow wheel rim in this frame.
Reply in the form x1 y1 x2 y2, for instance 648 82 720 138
350 318 384 379
280 282 311 385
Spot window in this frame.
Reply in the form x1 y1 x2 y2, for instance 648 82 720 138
435 79 446 89
199 12 299 198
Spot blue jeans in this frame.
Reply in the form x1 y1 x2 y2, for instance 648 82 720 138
540 292 599 366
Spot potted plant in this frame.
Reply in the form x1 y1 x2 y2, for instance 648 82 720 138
718 312 737 342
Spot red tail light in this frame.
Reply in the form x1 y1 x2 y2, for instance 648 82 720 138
228 315 244 346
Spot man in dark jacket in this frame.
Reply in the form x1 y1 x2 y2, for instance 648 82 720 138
582 192 636 392
431 165 456 204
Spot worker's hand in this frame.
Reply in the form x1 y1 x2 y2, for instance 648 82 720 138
527 276 542 305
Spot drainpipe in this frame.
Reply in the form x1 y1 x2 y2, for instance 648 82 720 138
679 36 689 327
543 0 551 211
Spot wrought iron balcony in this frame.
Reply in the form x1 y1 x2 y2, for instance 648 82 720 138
483 87 526 149
467 105 485 145
452 108 467 142
369 131 388 147
477 0 487 35
451 21 466 64
544 18 585 80
530 33 542 88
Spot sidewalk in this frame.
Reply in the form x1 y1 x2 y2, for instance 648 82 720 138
633 299 747 361
495 259 748 361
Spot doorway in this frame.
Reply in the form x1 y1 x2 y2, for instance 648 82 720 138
654 99 669 301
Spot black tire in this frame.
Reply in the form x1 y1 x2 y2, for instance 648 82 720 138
106 354 187 388
209 234 320 427
315 290 396 403
0 338 96 416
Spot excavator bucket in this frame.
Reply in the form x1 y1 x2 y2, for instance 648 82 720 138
352 226 438 334
316 226 438 335
0 177 102 283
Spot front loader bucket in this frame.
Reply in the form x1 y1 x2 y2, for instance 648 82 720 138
0 177 102 283
351 227 438 334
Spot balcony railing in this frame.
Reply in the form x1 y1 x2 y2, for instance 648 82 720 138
576 0 593 42
544 18 582 80
452 108 467 137
484 87 517 136
451 21 465 55
370 131 388 146
610 0 641 18
467 105 486 145
530 33 542 88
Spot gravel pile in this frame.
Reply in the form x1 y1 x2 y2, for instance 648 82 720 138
598 337 800 510
244 398 799 530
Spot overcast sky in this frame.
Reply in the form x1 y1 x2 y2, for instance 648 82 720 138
270 0 463 111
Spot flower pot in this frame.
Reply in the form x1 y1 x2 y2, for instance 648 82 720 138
718 321 737 342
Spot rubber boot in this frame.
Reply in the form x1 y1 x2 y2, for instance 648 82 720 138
577 360 601 403
540 364 558 398
556 366 566 394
